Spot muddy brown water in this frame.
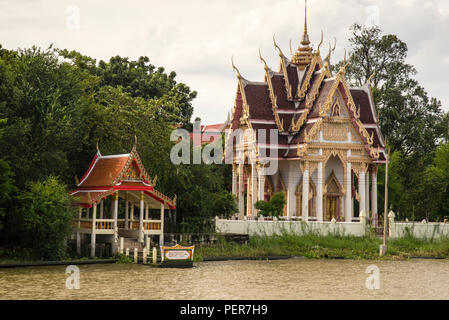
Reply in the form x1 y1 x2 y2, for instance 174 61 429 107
1 258 448 299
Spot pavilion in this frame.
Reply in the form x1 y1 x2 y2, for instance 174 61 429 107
70 143 176 257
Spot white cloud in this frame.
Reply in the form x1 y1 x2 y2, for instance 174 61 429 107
0 0 448 125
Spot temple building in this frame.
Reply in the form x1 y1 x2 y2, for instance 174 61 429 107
70 143 176 257
225 3 386 224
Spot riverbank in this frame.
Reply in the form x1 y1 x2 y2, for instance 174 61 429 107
193 233 449 261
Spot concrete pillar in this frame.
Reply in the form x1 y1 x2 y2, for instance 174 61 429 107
258 170 265 202
76 232 81 255
232 164 238 197
160 203 165 245
365 171 370 218
359 171 366 219
142 249 147 264
345 162 352 222
139 192 144 243
78 207 81 229
125 248 129 257
100 199 104 219
302 164 309 221
246 167 251 217
152 247 157 264
238 164 244 219
119 237 124 254
125 193 129 230
317 162 323 221
113 192 118 229
145 203 149 220
90 203 97 258
131 203 134 228
133 248 138 263
145 235 151 250
112 193 119 254
371 169 378 227
251 164 257 217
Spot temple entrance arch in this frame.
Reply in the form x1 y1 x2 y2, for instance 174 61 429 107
324 170 343 221
323 153 345 221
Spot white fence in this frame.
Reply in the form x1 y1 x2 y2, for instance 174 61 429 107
215 218 365 237
390 222 449 239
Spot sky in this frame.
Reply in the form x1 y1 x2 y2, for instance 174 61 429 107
1 0 449 125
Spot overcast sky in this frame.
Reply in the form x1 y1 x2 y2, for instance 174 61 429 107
1 0 448 124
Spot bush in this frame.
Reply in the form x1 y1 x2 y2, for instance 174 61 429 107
255 191 286 217
19 176 76 260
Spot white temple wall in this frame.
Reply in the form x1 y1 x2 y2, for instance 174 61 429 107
215 218 365 237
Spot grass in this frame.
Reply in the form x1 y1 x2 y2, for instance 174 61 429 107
193 231 449 262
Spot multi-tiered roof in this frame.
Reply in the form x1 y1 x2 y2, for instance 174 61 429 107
227 4 386 163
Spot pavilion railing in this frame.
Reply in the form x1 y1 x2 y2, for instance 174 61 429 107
96 219 114 230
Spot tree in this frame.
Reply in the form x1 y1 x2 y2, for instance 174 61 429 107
19 176 76 260
334 24 447 220
333 24 446 158
255 192 286 217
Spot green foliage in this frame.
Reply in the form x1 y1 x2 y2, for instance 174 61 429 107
255 191 286 217
334 24 448 220
18 176 75 260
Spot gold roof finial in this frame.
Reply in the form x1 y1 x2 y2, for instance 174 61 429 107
338 48 350 74
315 30 323 56
258 47 269 71
273 34 286 58
231 55 242 79
291 0 313 69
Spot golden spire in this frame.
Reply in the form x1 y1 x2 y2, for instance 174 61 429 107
291 0 313 70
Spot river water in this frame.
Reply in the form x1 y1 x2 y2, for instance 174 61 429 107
1 258 448 299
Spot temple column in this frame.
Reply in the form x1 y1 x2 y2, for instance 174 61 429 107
76 208 81 255
245 167 250 217
371 168 378 227
345 162 352 222
238 163 244 219
365 171 370 218
258 168 265 202
100 199 104 219
317 162 323 221
302 162 309 221
139 192 144 243
359 169 366 219
232 164 238 198
160 203 165 245
90 203 97 258
251 164 257 217
125 193 129 230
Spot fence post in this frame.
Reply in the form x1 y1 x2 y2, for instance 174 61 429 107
152 247 157 265
142 249 147 264
388 210 395 237
145 235 151 250
133 248 138 263
125 248 129 257
119 237 124 255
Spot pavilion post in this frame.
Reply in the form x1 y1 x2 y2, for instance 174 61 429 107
78 207 81 229
145 202 149 220
90 203 97 258
112 192 119 254
131 203 134 226
139 192 144 243
125 192 129 230
160 203 165 246
100 199 104 219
